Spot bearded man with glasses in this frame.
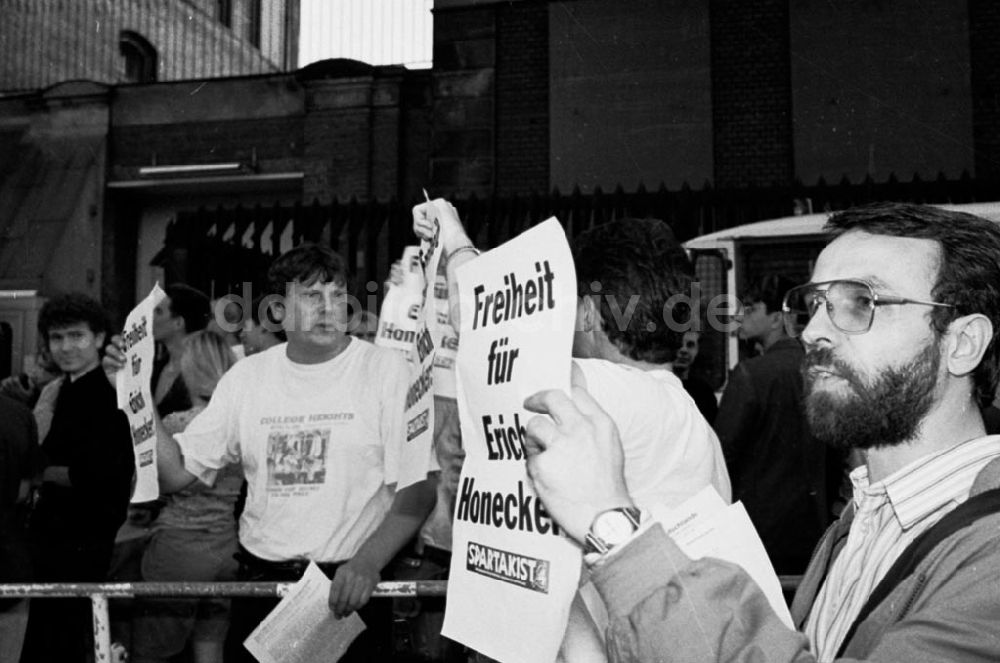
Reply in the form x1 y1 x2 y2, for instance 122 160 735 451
520 202 1000 662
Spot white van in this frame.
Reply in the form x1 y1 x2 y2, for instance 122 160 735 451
682 202 1000 390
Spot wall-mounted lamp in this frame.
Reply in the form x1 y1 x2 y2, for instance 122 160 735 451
138 162 245 177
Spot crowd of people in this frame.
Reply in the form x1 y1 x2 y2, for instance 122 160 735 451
1 199 999 663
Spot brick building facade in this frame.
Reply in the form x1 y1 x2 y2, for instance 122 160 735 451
436 0 998 194
3 0 1000 378
0 0 298 92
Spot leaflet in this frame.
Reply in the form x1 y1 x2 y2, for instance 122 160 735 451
243 562 365 663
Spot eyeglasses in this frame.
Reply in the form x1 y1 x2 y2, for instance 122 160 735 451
781 279 954 337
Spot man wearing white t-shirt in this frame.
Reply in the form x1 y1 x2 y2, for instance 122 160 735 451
558 217 730 662
413 203 730 662
115 244 437 662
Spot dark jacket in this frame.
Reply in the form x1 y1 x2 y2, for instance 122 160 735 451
31 367 134 552
594 455 1000 663
714 337 836 573
0 394 38 586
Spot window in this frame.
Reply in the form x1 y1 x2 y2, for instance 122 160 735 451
248 0 262 47
119 31 157 83
217 0 233 27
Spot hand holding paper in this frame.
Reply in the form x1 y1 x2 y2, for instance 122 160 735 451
412 197 470 254
523 387 635 544
327 557 380 619
245 562 366 663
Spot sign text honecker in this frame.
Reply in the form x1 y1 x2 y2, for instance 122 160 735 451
466 541 550 593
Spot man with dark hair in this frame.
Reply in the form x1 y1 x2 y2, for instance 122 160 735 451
559 218 729 661
715 274 839 575
672 330 719 421
21 293 134 663
110 244 436 662
152 283 211 417
568 218 729 507
738 274 800 354
523 202 1000 662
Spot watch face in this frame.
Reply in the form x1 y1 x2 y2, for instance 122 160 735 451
592 510 639 545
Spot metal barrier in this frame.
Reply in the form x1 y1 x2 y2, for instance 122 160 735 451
3 576 800 662
1 580 447 663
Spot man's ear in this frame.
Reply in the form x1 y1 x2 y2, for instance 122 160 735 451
578 295 600 333
946 313 993 378
767 310 784 331
270 299 286 323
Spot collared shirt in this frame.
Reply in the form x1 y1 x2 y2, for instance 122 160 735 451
804 435 1000 661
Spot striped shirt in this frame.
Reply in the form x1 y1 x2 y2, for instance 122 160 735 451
804 435 1000 661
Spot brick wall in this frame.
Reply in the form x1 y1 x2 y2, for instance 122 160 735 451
710 0 793 188
303 85 373 202
301 70 431 203
1 0 288 92
789 2 972 184
495 0 549 195
549 0 712 192
111 116 303 173
106 66 431 204
399 73 433 205
430 5 496 197
970 0 1000 181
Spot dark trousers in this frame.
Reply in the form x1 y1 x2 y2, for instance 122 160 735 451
224 548 393 663
20 537 113 663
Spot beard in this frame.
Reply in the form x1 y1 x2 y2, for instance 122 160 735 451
802 339 941 451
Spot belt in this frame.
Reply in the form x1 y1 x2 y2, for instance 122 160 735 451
235 545 344 579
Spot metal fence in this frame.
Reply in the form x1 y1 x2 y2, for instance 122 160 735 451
1 579 447 662
2 576 801 661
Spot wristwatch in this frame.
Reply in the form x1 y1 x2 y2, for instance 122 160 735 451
583 506 645 557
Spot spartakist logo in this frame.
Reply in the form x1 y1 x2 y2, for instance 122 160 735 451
406 408 430 441
466 541 550 593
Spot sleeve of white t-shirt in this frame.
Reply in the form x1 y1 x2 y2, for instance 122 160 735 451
173 365 243 487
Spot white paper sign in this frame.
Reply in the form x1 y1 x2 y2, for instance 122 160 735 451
244 562 366 663
572 486 793 660
115 283 165 504
390 231 445 489
651 487 794 628
431 263 459 398
442 218 581 663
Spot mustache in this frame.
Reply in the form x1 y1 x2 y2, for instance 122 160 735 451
802 346 839 372
801 346 862 388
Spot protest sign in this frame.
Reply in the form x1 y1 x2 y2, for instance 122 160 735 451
375 246 424 357
115 283 165 503
375 229 445 489
442 218 581 663
430 261 459 399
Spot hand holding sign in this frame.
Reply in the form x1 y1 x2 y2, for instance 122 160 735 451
101 334 127 386
412 197 471 255
115 284 166 503
444 218 580 663
523 387 634 545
